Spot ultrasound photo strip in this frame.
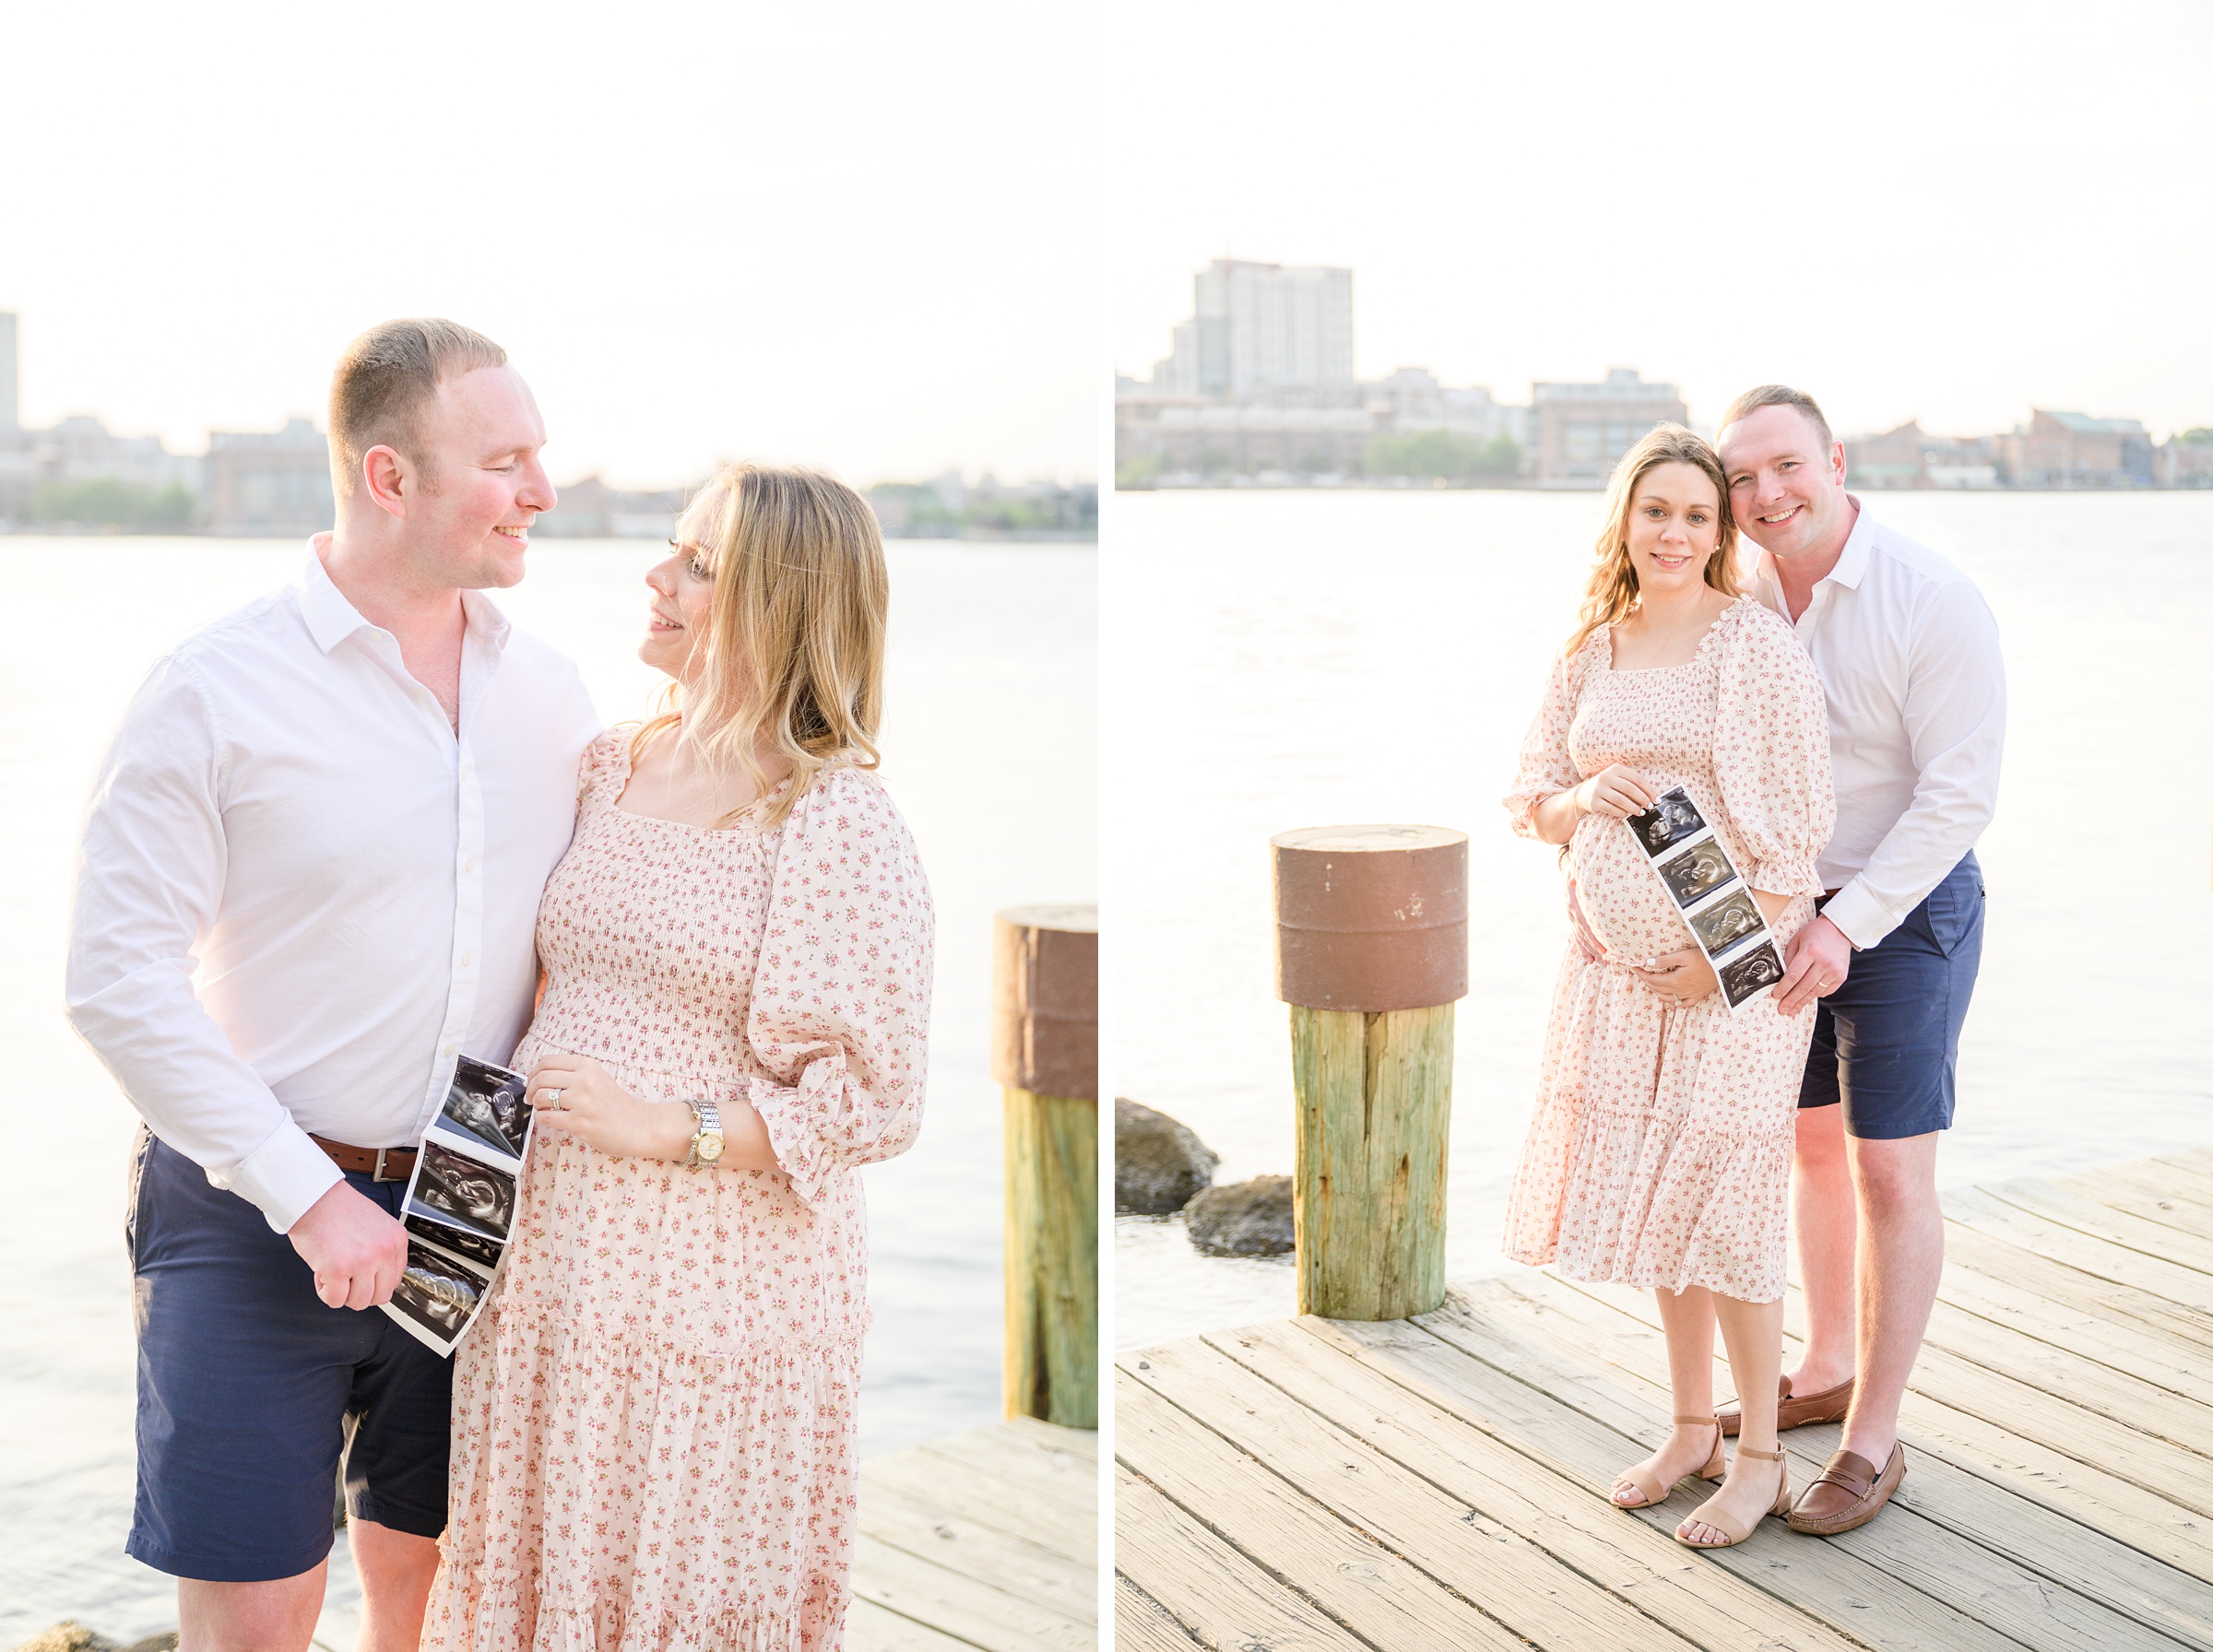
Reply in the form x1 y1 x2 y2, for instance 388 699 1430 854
378 1053 534 1358
1631 807 1787 1016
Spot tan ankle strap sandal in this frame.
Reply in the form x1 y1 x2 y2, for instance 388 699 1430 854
1676 1443 1791 1549
1611 1415 1725 1509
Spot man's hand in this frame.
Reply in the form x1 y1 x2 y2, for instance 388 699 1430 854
1628 946 1717 1007
288 1181 408 1310
1565 877 1604 962
1777 914 1852 1015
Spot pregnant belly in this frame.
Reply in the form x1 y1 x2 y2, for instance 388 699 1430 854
1573 816 1696 961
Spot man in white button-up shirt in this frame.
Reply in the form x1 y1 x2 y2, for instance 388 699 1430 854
66 321 598 1649
1706 385 2005 1537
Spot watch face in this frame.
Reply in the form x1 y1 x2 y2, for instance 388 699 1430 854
697 1132 725 1162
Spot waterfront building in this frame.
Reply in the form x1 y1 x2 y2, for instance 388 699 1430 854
2160 431 2213 487
531 473 690 538
1528 368 1688 485
1150 259 1356 405
204 418 333 536
1118 400 1376 481
2000 408 2155 487
1847 419 1929 489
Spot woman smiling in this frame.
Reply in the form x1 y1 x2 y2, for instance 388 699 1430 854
426 463 935 1652
1499 425 1834 1551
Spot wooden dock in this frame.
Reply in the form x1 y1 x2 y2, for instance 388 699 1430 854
848 1417 1097 1651
306 1419 1096 1652
1117 1150 2213 1651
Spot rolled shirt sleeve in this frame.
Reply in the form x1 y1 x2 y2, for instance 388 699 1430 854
1821 578 2006 950
65 655 341 1233
743 766 935 1213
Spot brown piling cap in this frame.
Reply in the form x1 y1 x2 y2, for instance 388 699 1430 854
1272 825 1468 1011
991 904 1098 1099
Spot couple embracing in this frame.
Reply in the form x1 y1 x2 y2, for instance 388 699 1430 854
66 319 934 1652
1502 387 2005 1547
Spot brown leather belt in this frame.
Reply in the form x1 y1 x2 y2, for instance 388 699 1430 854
312 1135 417 1183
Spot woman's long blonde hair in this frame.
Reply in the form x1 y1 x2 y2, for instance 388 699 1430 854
1564 423 1739 656
632 462 889 827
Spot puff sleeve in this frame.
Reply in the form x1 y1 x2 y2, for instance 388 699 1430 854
1710 603 1835 896
1503 634 1599 838
744 766 935 1213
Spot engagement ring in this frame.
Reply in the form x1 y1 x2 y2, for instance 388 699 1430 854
543 1088 564 1107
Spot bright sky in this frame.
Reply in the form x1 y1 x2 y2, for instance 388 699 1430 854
1106 0 2213 441
1 1 1094 488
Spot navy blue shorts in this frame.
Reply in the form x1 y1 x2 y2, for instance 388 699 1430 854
1800 853 1985 1139
126 1130 452 1582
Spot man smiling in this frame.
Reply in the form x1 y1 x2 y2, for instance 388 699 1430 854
1710 384 2006 1536
67 320 598 1651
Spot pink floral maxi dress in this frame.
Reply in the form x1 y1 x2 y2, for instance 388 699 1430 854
428 734 934 1652
1500 597 1833 1303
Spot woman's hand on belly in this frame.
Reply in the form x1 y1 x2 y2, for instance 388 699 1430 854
527 1052 695 1162
1531 764 1657 844
1628 949 1716 1008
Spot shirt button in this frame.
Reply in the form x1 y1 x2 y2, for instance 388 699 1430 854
444 1044 457 1056
461 953 474 969
465 857 479 873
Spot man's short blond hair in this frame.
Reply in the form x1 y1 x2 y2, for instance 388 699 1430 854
1719 384 1833 453
327 318 508 499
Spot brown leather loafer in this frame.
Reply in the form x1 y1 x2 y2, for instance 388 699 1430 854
1719 1374 1855 1436
1786 1443 1906 1535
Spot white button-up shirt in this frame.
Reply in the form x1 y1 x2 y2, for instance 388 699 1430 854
66 547 600 1232
1749 498 2006 950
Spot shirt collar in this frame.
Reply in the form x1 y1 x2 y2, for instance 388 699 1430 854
299 539 372 654
298 536 515 655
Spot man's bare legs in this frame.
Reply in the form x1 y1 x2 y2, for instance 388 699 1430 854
1788 1103 1857 1394
1613 1284 1720 1506
351 1519 443 1652
174 1519 438 1652
1682 1292 1785 1544
1839 1131 1943 1464
177 1564 325 1652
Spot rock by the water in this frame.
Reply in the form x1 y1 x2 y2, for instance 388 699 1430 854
1185 1174 1295 1256
13 1627 175 1652
1115 1097 1219 1214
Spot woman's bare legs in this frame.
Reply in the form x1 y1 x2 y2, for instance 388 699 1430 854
1680 1292 1786 1543
1611 1284 1721 1506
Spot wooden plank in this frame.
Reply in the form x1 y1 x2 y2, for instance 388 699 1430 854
1984 1179 2213 1280
2158 1150 2213 1182
858 1480 1095 1621
2130 1159 2213 1207
1485 1274 2213 1641
1904 1294 2213 1463
1115 1461 1370 1651
1133 1332 1710 1652
2062 1164 2213 1244
1114 1365 1538 1651
862 1453 1093 1567
1944 1188 2213 1315
1941 1220 2213 1358
851 1532 1093 1652
1371 1303 2045 1652
844 1596 989 1652
1929 1236 2213 1408
1112 1577 1206 1652
1206 1317 1874 1652
1003 1414 1098 1462
913 1425 1096 1518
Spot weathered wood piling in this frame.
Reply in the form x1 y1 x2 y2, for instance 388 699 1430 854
992 903 1098 1429
1272 825 1467 1320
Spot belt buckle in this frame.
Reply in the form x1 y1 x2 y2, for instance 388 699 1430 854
373 1147 405 1183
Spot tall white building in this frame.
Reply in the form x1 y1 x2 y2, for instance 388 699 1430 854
1152 259 1355 403
0 311 18 434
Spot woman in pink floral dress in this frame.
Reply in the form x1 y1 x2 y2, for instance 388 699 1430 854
1501 426 1833 1551
425 464 933 1651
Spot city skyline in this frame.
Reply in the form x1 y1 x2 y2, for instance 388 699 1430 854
1 2 1095 490
1106 0 2213 445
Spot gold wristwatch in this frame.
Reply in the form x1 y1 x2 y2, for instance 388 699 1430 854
685 1099 725 1168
